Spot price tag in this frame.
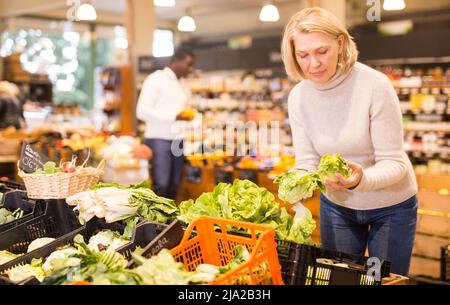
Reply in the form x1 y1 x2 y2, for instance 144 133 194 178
141 220 185 257
18 142 49 173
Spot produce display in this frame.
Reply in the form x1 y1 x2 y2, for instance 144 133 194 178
33 156 84 174
100 135 152 163
274 154 350 204
236 156 261 170
2 152 376 285
186 150 233 167
1 227 253 285
66 182 178 238
0 237 56 267
27 238 56 253
0 207 24 225
178 179 316 244
0 250 19 265
61 133 107 154
269 154 296 177
0 229 131 283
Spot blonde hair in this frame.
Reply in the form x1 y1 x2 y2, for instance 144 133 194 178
281 7 358 82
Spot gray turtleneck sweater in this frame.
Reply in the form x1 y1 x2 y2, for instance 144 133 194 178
288 62 418 210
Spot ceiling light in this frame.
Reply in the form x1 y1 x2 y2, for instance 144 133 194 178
153 0 176 7
378 20 413 36
178 14 196 32
383 0 406 11
76 2 97 21
259 3 280 22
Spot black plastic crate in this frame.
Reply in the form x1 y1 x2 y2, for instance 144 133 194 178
441 244 450 282
0 200 82 256
0 190 47 233
0 180 26 191
0 218 168 285
279 242 391 285
0 184 11 194
0 276 41 285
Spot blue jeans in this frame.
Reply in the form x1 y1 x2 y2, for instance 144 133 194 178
144 139 184 200
320 194 418 276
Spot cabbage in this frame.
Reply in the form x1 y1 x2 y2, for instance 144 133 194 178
0 250 19 265
87 230 129 252
42 247 79 272
27 237 56 253
4 258 45 282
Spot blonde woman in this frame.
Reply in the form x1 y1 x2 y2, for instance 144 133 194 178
282 7 418 276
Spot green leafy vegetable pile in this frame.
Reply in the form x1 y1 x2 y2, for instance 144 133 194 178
42 236 215 285
33 161 62 174
0 208 24 225
178 179 316 244
66 182 178 238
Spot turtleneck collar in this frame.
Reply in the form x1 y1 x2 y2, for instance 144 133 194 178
307 66 354 91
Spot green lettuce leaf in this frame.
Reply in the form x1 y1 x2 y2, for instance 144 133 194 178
318 153 351 183
274 172 324 204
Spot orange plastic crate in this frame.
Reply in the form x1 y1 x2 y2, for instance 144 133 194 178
170 216 284 285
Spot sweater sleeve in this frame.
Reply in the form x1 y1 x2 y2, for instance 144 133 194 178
288 86 320 172
353 76 408 192
136 73 177 123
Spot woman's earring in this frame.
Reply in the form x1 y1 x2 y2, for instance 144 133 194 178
337 54 343 67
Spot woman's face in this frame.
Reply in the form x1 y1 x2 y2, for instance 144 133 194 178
293 31 343 84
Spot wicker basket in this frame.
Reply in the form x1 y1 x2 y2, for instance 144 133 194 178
18 159 106 199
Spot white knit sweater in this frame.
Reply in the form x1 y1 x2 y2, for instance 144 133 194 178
288 62 418 210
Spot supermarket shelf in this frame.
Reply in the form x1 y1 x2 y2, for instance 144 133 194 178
395 86 450 89
404 123 450 132
364 56 450 66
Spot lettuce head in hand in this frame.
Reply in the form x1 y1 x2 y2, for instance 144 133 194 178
318 154 351 183
274 171 324 204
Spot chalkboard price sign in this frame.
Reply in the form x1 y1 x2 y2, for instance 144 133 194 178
18 142 49 173
142 220 185 257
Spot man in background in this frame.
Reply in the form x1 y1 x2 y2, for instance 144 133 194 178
136 48 195 200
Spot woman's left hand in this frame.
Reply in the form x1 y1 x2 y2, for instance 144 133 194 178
324 160 363 192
